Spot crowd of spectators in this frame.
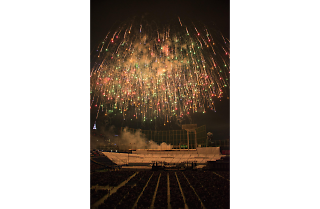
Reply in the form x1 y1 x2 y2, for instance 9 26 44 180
168 171 184 209
185 170 230 208
136 171 160 208
100 185 131 208
90 161 106 172
153 172 167 209
176 171 202 209
92 170 230 209
91 171 135 187
119 172 153 208
215 171 230 180
90 188 109 206
97 171 153 209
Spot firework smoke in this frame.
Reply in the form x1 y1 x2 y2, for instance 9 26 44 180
90 17 229 125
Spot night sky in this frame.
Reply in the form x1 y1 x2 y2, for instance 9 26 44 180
90 0 230 140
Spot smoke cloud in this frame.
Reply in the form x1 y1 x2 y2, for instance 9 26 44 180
90 126 172 150
119 127 172 150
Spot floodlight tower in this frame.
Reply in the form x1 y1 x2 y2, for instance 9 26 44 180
182 124 197 150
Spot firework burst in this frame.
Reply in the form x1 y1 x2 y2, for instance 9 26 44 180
90 17 229 126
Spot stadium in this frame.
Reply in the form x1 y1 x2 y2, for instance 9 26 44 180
90 124 230 209
90 2 230 207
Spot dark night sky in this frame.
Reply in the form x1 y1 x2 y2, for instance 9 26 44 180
90 0 230 140
91 0 229 52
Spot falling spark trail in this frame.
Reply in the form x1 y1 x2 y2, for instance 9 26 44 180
90 17 229 123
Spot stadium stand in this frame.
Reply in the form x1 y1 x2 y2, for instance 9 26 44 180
91 170 230 209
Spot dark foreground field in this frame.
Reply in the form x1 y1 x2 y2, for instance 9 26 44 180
90 169 230 209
